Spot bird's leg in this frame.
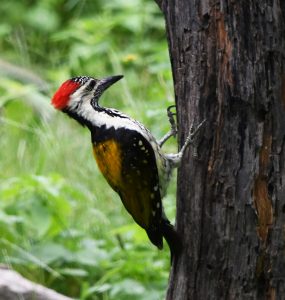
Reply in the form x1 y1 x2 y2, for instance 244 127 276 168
165 119 206 168
158 105 177 148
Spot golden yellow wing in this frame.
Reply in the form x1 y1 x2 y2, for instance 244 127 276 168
92 128 163 248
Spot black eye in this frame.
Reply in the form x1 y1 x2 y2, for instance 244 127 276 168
86 79 96 91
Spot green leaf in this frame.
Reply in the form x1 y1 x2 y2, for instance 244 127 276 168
0 210 23 225
85 283 112 295
110 279 146 298
60 268 88 277
25 197 51 238
31 242 72 264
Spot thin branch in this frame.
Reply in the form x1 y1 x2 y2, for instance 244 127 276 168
0 267 72 300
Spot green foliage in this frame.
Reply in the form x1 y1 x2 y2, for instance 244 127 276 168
0 0 176 299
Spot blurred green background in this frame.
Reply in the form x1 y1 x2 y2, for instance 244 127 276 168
0 0 177 299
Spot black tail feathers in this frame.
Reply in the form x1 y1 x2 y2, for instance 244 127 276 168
146 220 182 260
146 227 163 250
161 219 182 260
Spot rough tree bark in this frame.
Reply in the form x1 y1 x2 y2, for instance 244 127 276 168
155 0 285 299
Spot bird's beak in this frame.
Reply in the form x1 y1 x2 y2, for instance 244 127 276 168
98 75 124 92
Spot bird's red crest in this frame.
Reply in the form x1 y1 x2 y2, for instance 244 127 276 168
51 80 81 110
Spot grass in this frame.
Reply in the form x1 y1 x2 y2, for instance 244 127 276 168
0 0 177 299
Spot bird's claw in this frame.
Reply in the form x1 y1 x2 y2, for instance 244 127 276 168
167 105 177 138
184 119 206 159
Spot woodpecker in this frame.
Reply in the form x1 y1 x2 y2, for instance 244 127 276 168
51 75 204 258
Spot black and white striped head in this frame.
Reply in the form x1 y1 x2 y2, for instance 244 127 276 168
51 75 123 111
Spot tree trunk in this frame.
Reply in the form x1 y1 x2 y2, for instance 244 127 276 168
155 0 285 299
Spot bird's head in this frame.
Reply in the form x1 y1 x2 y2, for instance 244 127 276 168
51 75 123 111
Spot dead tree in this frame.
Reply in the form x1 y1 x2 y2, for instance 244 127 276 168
155 1 285 299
